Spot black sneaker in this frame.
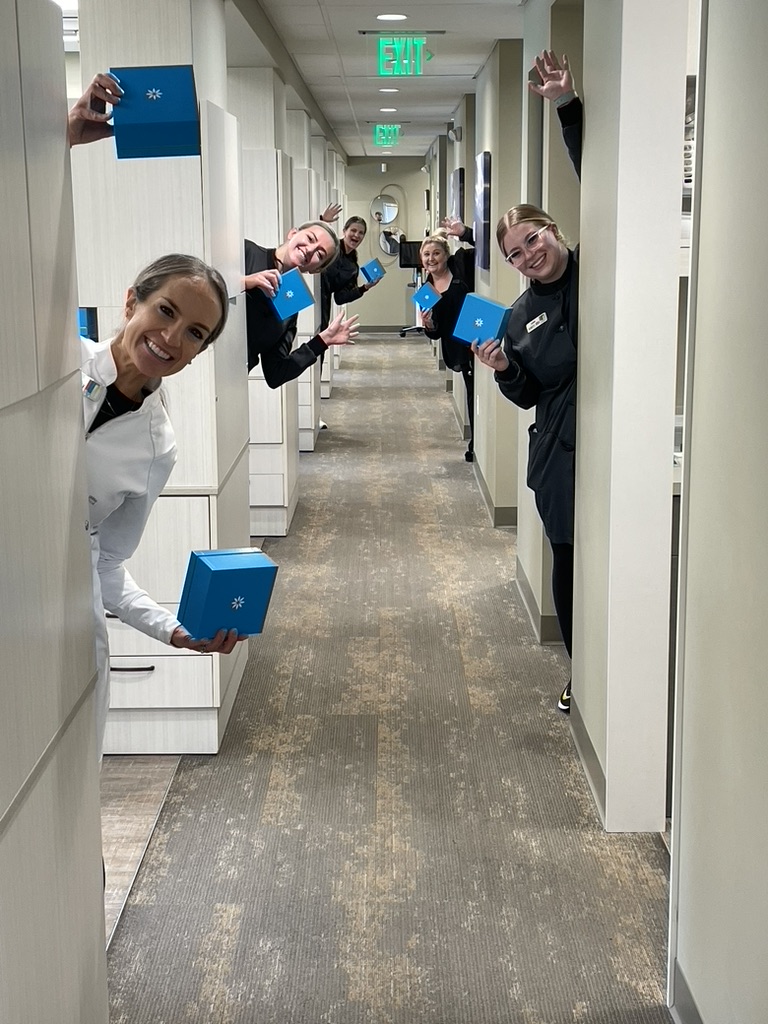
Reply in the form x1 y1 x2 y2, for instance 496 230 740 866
557 681 571 714
464 448 474 462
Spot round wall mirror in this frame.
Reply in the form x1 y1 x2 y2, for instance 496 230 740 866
370 193 399 225
379 228 403 256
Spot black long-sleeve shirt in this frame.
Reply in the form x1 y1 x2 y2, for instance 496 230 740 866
319 243 366 332
244 240 327 387
492 96 583 545
422 274 471 371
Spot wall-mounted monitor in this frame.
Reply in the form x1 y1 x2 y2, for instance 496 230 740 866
398 241 423 270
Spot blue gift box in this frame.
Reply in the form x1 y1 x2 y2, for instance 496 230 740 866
270 268 314 320
412 282 440 311
453 293 512 346
177 548 278 640
360 258 385 284
110 65 200 159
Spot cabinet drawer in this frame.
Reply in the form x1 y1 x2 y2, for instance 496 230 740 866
109 655 214 708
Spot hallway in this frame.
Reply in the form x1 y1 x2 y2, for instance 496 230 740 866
105 335 671 1023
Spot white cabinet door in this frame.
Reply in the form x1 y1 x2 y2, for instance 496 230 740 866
122 495 210 604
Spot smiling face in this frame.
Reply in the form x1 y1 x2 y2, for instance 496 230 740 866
420 242 449 276
500 221 568 284
282 224 337 272
343 220 366 251
116 275 222 383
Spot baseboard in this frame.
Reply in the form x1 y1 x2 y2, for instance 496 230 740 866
474 461 517 527
570 698 607 826
515 557 563 644
669 961 705 1024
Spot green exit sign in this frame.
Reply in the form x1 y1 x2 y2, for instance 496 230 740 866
378 36 427 76
373 124 401 147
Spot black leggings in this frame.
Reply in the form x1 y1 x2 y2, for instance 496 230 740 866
460 363 474 450
550 542 573 659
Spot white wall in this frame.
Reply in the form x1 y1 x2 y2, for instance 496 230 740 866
343 157 431 329
568 0 686 831
472 41 526 525
669 0 768 1019
0 1 108 1019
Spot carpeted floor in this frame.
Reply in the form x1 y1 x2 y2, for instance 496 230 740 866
107 335 671 1024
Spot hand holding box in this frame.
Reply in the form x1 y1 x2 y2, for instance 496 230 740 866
453 293 512 346
270 268 315 320
177 549 278 640
412 282 441 311
110 65 200 159
360 258 385 284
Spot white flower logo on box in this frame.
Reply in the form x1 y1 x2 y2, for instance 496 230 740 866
474 318 484 328
231 596 245 611
146 88 163 101
286 290 294 299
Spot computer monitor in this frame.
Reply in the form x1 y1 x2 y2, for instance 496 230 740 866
398 241 423 270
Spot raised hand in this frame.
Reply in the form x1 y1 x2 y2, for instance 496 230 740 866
320 310 360 347
441 216 467 238
320 203 343 223
528 50 574 103
242 269 281 297
68 72 124 147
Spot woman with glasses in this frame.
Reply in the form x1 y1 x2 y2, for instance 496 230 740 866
244 221 359 387
474 50 582 714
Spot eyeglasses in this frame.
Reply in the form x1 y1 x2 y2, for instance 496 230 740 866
503 224 551 265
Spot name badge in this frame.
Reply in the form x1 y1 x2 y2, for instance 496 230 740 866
83 379 105 401
526 312 547 334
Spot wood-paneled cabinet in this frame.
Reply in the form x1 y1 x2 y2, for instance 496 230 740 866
104 451 251 754
242 148 300 536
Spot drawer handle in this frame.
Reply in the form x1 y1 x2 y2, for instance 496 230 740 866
111 665 156 673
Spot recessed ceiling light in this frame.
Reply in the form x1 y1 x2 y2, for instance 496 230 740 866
377 14 408 21
380 108 397 113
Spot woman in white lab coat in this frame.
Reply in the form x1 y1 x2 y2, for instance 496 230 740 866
82 253 242 753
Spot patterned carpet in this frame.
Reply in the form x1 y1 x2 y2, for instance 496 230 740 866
107 335 671 1024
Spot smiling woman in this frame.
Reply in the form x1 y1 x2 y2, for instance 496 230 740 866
82 253 244 757
243 221 360 388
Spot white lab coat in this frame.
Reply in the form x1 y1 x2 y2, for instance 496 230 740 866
82 338 180 754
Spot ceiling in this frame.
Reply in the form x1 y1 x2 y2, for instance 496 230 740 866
227 0 526 159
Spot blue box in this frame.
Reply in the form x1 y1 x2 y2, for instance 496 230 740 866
412 282 441 311
360 258 385 283
177 548 278 640
453 293 512 346
270 267 314 320
110 65 200 159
